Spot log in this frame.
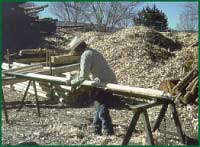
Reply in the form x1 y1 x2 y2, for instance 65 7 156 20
182 91 197 104
50 55 80 65
2 63 79 86
4 72 172 101
191 79 198 95
81 81 172 101
159 79 179 95
186 76 198 91
173 67 197 93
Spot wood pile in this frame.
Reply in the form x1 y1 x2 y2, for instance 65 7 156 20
2 62 81 105
2 2 57 56
159 66 198 104
4 48 79 65
173 67 198 104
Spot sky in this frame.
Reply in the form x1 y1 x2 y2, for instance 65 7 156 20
34 2 195 30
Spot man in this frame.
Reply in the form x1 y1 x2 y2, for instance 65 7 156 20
67 37 118 136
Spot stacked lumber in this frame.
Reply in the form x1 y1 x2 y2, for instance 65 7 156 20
173 67 198 104
159 66 198 104
2 62 80 103
2 2 57 56
4 48 79 65
50 55 80 66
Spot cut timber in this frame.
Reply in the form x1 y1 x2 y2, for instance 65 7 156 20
3 71 172 101
40 63 79 75
173 67 197 93
186 77 198 91
191 79 198 95
2 62 42 71
2 63 79 86
4 65 43 74
14 57 46 63
82 81 172 101
159 79 179 95
50 55 80 65
19 48 53 55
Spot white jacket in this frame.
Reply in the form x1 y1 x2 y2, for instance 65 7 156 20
72 48 117 85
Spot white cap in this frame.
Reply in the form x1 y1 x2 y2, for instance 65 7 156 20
68 36 84 51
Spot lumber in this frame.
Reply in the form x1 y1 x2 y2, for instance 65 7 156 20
81 81 172 101
50 55 80 65
186 76 198 91
191 79 198 95
3 71 172 101
173 67 197 93
2 63 43 73
2 63 79 86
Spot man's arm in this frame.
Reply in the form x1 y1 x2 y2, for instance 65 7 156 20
71 51 92 86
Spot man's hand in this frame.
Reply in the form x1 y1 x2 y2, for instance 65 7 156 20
65 80 71 86
70 78 84 92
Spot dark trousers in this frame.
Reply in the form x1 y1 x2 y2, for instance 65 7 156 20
92 90 114 134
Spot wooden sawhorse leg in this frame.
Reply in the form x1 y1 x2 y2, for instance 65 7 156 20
153 102 185 144
122 108 154 145
2 90 9 124
122 110 141 145
18 80 41 117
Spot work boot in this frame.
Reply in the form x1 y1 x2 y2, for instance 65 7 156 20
102 128 114 136
91 125 102 135
94 127 102 135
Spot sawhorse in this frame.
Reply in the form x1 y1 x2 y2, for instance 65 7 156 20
122 100 185 145
17 80 41 117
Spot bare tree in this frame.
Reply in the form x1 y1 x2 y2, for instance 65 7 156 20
49 2 141 32
176 2 198 32
49 2 87 25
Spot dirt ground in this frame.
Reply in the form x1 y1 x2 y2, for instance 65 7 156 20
2 87 198 145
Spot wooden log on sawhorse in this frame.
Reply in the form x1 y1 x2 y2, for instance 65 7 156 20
17 80 41 117
2 90 9 124
122 100 185 145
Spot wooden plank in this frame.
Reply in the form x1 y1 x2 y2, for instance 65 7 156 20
50 55 80 65
2 63 79 86
2 63 43 73
186 77 198 91
173 67 197 92
14 57 46 63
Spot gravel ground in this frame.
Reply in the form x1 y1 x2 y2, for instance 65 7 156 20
2 87 198 145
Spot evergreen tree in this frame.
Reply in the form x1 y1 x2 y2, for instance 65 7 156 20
134 4 168 31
